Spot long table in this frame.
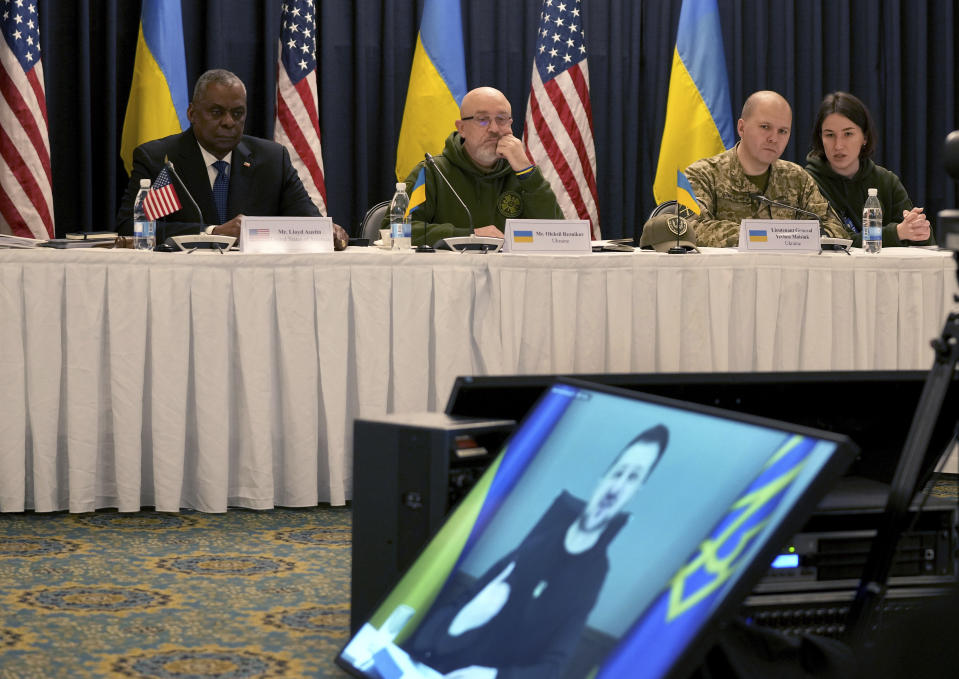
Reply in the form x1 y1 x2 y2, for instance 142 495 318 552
1 246 955 512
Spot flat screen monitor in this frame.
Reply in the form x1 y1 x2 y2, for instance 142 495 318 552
338 378 858 679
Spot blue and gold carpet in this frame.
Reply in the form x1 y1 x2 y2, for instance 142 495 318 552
0 506 351 678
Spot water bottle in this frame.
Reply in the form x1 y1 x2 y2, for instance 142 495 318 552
389 182 411 251
132 178 156 251
862 188 882 254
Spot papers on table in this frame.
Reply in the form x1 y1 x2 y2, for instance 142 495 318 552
0 233 44 249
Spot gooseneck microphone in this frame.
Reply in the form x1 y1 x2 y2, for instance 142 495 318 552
424 153 474 232
164 160 205 224
749 193 822 223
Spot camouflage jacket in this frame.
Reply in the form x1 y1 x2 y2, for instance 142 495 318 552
685 145 849 247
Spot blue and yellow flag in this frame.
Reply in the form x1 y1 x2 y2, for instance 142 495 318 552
597 435 817 677
676 170 700 215
394 0 467 180
653 0 734 205
405 167 427 218
120 0 189 175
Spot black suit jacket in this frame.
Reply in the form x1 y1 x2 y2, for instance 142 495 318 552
116 128 320 240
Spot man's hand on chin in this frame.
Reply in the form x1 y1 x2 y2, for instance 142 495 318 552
496 134 532 171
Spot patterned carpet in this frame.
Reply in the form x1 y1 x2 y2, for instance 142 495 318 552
0 506 352 679
1 478 954 678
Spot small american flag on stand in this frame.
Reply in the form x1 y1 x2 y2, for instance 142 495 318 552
0 0 54 239
523 0 600 238
274 0 327 215
142 167 181 220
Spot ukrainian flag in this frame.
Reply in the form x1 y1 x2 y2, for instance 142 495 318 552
120 0 189 175
395 0 467 180
748 229 768 242
677 170 700 215
405 167 427 218
653 0 734 205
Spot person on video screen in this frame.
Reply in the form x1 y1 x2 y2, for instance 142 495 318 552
401 424 669 679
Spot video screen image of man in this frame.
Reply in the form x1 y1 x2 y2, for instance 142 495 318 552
348 426 668 679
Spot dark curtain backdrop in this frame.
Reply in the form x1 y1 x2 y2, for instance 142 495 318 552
40 0 958 240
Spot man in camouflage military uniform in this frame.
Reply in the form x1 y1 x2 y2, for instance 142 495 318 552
685 90 849 248
391 87 563 247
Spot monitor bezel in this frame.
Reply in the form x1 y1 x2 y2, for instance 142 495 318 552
443 370 955 486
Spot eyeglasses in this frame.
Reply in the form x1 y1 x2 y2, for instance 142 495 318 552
461 114 513 128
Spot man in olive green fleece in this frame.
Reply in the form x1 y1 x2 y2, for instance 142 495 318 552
391 87 563 247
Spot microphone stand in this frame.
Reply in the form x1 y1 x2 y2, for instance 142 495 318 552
750 193 851 253
164 160 205 224
425 153 474 233
667 219 687 254
750 193 822 223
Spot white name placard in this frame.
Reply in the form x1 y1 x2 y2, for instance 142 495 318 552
503 219 592 253
240 216 334 254
737 219 821 252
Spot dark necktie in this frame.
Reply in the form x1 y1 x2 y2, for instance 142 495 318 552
212 160 229 224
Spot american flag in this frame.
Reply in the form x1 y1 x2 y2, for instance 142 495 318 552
0 0 53 239
523 0 599 239
274 0 327 216
142 166 181 220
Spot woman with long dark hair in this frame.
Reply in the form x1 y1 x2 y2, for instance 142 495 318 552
805 91 933 247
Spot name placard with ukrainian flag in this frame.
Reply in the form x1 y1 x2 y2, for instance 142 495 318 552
737 219 821 252
503 219 592 254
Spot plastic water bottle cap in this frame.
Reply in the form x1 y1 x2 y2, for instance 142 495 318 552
395 182 405 191
867 188 878 196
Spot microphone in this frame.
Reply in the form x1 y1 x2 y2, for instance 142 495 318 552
424 153 474 232
750 193 831 238
944 130 959 182
749 193 822 222
749 193 855 252
164 160 205 224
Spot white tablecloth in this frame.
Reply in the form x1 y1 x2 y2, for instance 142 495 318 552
1 246 955 512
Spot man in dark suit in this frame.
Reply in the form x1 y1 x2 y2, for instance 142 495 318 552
117 68 348 249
